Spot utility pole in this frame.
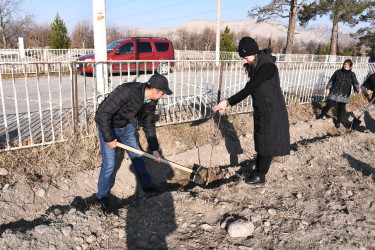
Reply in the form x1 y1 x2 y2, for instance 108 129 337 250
92 0 108 101
215 0 221 64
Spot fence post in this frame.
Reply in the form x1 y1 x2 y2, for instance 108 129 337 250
43 50 48 73
217 61 224 104
71 62 79 132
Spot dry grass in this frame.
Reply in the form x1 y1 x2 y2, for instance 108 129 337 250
0 94 371 186
0 124 101 186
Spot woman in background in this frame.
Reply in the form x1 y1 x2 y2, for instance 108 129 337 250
318 59 361 128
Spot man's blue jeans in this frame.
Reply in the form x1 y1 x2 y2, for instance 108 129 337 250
97 123 152 200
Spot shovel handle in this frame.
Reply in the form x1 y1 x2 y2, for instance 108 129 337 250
116 142 194 174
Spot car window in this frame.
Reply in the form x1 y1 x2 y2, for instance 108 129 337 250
137 42 152 53
117 42 134 54
107 41 122 52
155 42 169 52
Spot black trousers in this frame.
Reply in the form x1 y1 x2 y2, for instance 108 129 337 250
255 154 273 176
321 99 346 124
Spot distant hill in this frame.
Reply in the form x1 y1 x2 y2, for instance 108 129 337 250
140 19 355 46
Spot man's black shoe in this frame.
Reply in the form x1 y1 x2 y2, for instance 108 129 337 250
143 184 167 195
334 122 340 128
245 175 265 186
97 197 110 212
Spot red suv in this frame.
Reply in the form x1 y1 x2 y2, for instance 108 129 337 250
77 37 175 75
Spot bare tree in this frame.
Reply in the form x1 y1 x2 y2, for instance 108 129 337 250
199 27 216 51
174 28 190 50
26 22 50 48
248 0 310 54
122 27 140 37
106 24 123 43
0 0 31 48
71 20 93 48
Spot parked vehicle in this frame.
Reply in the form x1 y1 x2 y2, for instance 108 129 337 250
77 37 175 75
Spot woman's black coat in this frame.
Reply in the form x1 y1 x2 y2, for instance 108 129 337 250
229 51 290 156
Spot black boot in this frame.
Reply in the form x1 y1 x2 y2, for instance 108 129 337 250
245 174 266 186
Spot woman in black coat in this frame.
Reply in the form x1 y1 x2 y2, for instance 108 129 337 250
213 37 290 186
318 59 361 128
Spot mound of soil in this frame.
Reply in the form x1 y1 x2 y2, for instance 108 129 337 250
1 104 375 249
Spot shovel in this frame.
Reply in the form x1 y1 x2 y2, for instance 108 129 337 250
350 97 375 130
116 142 203 184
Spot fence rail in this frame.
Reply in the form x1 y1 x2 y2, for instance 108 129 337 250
0 48 370 72
1 59 374 151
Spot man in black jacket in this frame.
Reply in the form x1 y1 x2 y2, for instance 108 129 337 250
95 73 173 209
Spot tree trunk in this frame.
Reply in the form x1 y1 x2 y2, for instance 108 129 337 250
285 0 297 54
329 21 339 55
0 19 6 48
329 5 340 55
1 30 6 49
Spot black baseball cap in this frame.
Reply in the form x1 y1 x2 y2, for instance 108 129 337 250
148 73 173 95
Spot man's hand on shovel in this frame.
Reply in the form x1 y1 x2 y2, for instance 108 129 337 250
106 139 117 148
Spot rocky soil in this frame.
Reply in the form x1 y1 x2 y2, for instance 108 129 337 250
1 105 375 249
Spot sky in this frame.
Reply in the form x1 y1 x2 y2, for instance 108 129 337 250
23 0 366 34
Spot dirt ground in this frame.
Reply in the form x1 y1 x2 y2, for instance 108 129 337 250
1 100 375 249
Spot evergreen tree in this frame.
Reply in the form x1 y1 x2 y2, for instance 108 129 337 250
299 0 372 55
47 13 71 49
356 2 375 55
220 26 237 52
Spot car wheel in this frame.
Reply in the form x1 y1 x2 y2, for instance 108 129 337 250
157 63 169 75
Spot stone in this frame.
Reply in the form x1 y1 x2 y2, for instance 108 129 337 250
268 209 277 216
58 183 70 191
251 215 261 223
81 244 89 250
35 188 46 197
86 235 96 244
286 175 294 181
149 235 158 243
0 168 8 176
74 237 84 244
227 220 254 238
200 223 212 231
62 225 73 236
34 225 50 235
3 184 9 190
118 229 126 239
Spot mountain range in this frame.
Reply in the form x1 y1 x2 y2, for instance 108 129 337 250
141 19 356 46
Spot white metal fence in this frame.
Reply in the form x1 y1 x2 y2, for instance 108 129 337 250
0 59 374 151
0 48 370 73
